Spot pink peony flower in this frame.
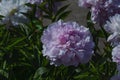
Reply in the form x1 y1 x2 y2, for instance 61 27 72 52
41 20 94 66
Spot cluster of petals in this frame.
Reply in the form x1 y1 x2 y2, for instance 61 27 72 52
0 0 30 26
41 20 94 66
91 0 120 25
0 0 61 26
104 14 120 46
79 0 120 25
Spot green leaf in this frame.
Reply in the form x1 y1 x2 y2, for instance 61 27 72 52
96 30 105 38
55 4 70 17
0 15 4 20
38 2 51 15
0 69 8 79
57 11 71 20
6 37 26 50
33 67 48 79
74 72 89 79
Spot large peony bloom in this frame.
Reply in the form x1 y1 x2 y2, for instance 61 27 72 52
0 0 29 26
104 14 120 46
41 20 94 66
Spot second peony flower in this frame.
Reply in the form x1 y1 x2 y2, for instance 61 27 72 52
0 0 30 26
41 20 94 66
104 14 120 46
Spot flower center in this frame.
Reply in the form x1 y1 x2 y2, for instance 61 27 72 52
9 8 18 16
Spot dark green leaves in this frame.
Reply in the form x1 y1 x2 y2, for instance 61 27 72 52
33 67 48 80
